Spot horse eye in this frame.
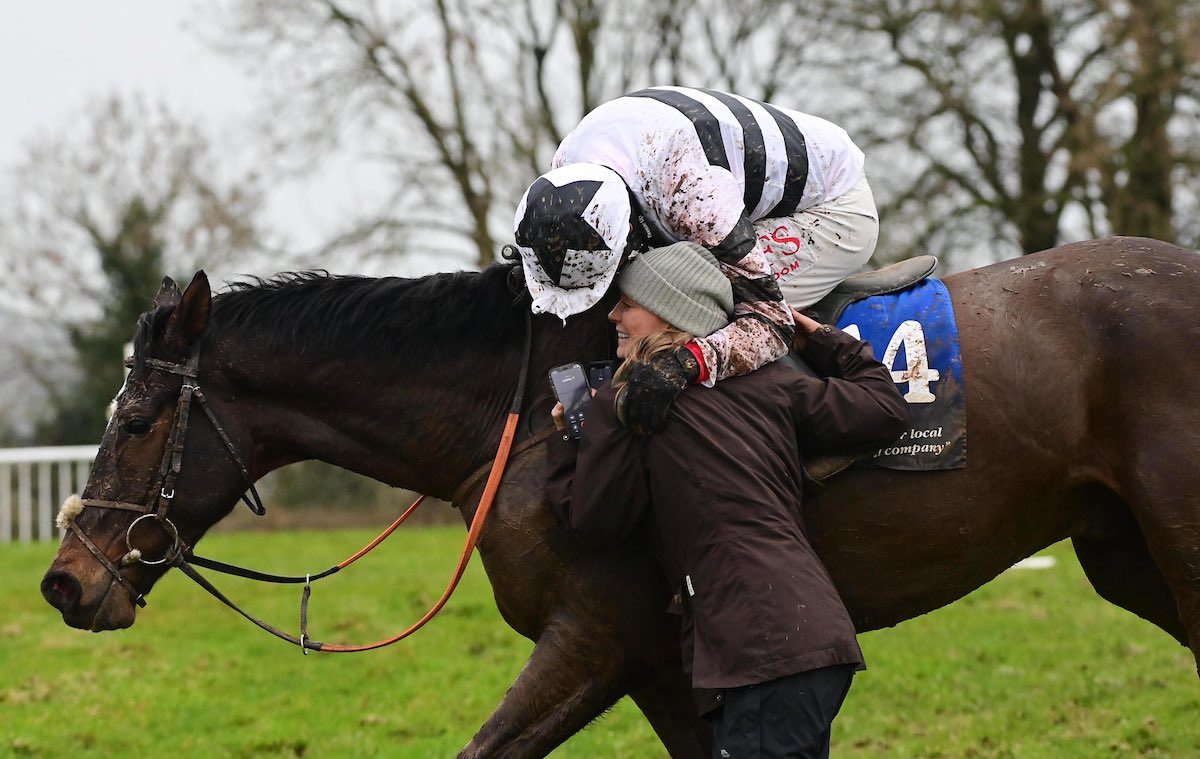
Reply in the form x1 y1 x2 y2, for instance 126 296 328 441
125 418 151 436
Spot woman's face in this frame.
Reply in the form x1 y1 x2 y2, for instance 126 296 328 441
608 294 670 358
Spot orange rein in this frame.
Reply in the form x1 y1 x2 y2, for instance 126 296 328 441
312 411 520 652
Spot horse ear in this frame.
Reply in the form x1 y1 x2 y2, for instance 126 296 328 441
153 277 182 310
165 271 211 345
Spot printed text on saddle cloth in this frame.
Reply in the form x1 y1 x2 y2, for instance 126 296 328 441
837 279 966 471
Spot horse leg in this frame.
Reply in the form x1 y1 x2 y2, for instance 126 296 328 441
627 669 712 758
1071 491 1188 646
458 621 629 759
1110 446 1200 675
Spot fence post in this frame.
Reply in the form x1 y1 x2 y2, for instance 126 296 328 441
18 461 31 544
38 461 52 542
0 464 10 542
58 462 72 540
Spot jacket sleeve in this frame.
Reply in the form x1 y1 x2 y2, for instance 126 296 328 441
790 325 910 452
690 216 795 386
543 387 653 548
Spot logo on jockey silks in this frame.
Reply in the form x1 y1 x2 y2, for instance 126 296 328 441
758 223 816 283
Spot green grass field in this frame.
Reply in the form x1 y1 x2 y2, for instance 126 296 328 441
5 528 1198 758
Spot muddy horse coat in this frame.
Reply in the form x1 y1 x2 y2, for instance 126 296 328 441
42 237 1200 758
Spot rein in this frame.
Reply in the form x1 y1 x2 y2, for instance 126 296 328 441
67 309 537 652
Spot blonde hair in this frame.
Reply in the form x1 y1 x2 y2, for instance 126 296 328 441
613 327 695 391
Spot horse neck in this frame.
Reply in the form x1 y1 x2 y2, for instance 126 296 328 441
206 281 610 501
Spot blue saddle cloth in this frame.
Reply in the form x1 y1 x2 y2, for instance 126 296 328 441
836 278 966 471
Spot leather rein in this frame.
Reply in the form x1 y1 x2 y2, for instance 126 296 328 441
66 311 537 653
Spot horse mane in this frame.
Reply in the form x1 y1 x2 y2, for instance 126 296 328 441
133 264 528 365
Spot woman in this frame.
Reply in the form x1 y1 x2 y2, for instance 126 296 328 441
546 241 908 758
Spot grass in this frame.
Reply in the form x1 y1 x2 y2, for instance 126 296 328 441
5 528 1198 758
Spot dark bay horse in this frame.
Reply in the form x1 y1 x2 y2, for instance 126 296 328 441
42 237 1200 757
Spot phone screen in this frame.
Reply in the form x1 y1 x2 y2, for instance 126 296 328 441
550 364 590 413
549 363 591 439
587 361 616 390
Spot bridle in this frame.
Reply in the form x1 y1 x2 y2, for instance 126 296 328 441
63 344 265 609
64 309 537 652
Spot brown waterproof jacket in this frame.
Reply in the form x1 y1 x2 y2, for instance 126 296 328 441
544 326 909 689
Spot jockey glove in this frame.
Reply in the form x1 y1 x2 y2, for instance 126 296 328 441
617 346 701 435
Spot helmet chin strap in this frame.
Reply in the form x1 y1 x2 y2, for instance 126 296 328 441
624 187 655 256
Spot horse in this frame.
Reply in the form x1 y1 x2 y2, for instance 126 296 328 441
41 236 1200 758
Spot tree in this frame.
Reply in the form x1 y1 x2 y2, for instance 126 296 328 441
205 0 1199 275
203 0 831 270
797 0 1200 265
0 95 270 443
1097 0 1200 243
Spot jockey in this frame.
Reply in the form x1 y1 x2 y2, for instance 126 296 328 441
513 86 878 433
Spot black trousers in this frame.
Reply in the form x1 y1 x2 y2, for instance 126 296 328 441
706 664 856 759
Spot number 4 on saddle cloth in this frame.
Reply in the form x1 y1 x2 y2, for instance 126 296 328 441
805 256 967 472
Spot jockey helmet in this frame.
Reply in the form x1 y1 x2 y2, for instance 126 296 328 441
513 163 631 321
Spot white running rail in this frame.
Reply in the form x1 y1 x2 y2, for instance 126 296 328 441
0 445 98 543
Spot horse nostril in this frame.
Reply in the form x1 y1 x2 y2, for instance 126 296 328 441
41 571 82 613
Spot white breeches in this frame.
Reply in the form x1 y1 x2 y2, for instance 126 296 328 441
755 175 879 309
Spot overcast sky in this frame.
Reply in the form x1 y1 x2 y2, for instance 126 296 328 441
0 3 419 434
0 3 262 174
0 2 418 273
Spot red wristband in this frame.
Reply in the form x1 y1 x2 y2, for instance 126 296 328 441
685 342 709 384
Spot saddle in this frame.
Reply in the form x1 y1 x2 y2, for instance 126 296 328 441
804 255 939 326
798 254 940 483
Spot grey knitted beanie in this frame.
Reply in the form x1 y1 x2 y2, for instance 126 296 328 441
617 242 733 337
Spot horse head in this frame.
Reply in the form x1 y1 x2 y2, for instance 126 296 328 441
41 271 262 630
41 262 615 633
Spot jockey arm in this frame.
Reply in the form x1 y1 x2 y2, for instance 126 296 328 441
689 215 795 386
616 170 795 434
647 154 794 386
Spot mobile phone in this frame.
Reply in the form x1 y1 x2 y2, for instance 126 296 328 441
587 360 617 390
549 363 591 439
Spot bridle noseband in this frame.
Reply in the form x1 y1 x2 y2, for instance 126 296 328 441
63 343 265 608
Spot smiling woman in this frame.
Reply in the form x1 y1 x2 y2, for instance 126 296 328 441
608 295 671 359
546 240 909 757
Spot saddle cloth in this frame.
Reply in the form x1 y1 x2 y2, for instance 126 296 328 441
836 278 966 471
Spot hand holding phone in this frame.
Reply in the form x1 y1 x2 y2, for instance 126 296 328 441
549 363 591 439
